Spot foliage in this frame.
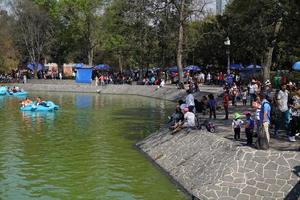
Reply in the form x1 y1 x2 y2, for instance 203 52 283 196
0 0 298 74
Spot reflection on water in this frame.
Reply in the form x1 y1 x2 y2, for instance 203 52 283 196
0 92 187 200
76 95 93 108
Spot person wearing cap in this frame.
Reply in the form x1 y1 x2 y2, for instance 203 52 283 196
232 113 243 141
289 87 300 142
277 84 290 136
171 107 196 134
264 80 272 97
244 112 254 145
248 79 258 106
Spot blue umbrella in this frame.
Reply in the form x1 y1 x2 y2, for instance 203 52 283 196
247 64 262 69
95 64 111 70
167 66 178 73
230 64 243 70
292 61 300 71
184 65 202 72
75 63 85 68
149 67 160 72
27 63 34 70
37 64 43 71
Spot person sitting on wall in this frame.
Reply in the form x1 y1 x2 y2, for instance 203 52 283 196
171 107 196 135
168 105 184 128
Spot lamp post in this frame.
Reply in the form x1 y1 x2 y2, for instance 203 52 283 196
224 37 231 75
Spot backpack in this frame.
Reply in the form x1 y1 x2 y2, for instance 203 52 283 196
261 101 274 123
248 118 254 129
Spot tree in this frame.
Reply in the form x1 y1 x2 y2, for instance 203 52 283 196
224 0 287 81
51 0 105 66
0 10 19 71
12 0 54 73
168 0 211 88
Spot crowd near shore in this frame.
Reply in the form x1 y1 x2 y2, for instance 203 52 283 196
166 74 300 150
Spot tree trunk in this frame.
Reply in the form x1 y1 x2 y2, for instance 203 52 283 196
263 17 282 82
176 0 185 89
88 48 93 66
118 54 123 73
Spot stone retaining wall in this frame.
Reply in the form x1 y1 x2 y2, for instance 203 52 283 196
15 83 188 101
137 129 300 200
14 80 221 101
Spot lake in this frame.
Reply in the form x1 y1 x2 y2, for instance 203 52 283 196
0 93 187 200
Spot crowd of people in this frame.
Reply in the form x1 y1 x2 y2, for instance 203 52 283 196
167 74 300 150
223 78 299 145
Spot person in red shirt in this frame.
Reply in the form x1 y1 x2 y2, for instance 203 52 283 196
220 72 225 86
223 90 230 120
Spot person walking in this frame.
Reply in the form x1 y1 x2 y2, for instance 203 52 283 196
272 97 282 138
223 90 230 120
248 80 257 106
289 87 300 142
242 88 248 106
230 83 238 106
207 73 212 85
258 94 272 150
277 84 290 136
208 94 217 119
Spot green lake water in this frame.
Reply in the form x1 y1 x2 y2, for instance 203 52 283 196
0 93 187 200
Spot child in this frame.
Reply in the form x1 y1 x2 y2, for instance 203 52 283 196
244 112 254 145
232 113 243 141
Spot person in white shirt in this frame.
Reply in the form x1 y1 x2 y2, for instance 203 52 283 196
171 107 196 134
277 84 289 135
207 73 212 84
185 90 195 112
160 79 165 87
182 109 196 128
200 72 205 84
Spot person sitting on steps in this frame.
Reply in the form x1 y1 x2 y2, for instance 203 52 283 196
171 107 196 135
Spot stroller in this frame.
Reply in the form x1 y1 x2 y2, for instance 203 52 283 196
196 116 217 133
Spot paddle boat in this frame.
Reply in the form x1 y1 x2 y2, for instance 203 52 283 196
0 86 7 95
20 101 59 112
6 91 28 97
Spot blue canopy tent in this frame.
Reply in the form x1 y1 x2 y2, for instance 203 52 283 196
75 66 93 84
148 67 160 72
292 61 300 71
95 64 111 70
230 64 243 70
27 63 43 71
247 64 262 69
184 65 202 72
167 66 178 73
27 63 34 71
75 63 85 68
